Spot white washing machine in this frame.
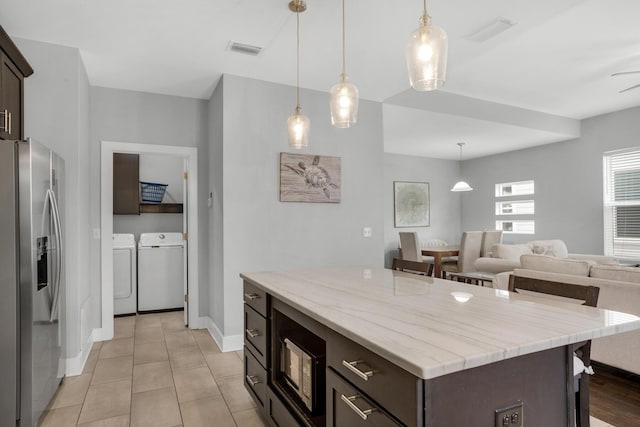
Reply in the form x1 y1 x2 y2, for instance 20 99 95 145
137 232 184 311
113 234 137 315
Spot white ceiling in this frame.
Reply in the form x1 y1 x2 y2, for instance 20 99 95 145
1 0 639 159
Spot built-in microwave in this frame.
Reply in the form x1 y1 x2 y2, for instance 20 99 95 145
281 338 315 411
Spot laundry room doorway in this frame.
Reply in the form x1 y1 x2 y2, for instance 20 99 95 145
98 141 199 341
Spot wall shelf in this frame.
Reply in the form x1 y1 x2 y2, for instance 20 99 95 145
139 203 183 214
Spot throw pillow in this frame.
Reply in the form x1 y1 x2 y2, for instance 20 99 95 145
528 240 569 258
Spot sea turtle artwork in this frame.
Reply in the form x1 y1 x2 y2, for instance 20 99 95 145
279 153 341 203
284 155 339 198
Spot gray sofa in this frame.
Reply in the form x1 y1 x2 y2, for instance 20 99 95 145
494 254 640 376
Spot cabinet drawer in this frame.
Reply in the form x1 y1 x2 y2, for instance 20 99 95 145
327 368 401 427
244 346 267 410
266 388 301 427
244 305 267 367
244 281 267 316
327 329 421 427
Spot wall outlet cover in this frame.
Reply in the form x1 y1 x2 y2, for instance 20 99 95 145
494 401 523 427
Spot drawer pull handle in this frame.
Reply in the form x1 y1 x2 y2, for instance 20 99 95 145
340 394 377 420
342 359 375 381
246 328 261 338
246 375 261 387
0 109 7 133
244 292 260 301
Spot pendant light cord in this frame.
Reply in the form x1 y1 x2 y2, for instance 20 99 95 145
421 0 429 24
341 0 346 77
296 8 301 109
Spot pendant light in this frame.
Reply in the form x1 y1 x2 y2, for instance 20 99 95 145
451 142 473 192
287 0 310 149
329 0 358 128
406 0 448 91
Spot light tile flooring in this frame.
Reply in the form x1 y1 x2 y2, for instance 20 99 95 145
39 311 268 427
38 311 618 427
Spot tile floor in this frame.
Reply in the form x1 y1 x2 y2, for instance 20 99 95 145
37 311 618 427
39 311 268 427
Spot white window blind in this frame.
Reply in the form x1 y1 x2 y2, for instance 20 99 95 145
495 180 535 197
604 148 640 260
495 200 534 215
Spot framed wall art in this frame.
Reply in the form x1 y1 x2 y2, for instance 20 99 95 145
279 153 341 203
394 181 430 227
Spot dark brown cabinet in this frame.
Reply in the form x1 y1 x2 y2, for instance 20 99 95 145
113 153 141 215
0 25 33 141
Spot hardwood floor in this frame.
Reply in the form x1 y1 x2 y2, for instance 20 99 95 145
591 362 640 427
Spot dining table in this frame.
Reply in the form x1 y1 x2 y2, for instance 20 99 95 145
421 246 459 278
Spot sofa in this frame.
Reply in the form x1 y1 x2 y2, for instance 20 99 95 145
494 254 640 376
474 239 617 274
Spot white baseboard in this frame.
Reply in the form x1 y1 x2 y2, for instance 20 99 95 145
65 330 97 376
198 316 243 352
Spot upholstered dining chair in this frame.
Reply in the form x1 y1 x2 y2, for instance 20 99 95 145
480 230 503 257
398 232 434 276
508 275 600 427
441 231 483 279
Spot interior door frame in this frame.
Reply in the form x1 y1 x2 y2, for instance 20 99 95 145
97 141 198 341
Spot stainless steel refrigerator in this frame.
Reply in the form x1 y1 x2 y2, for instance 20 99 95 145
1 138 65 427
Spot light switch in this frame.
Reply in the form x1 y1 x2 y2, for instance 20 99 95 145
363 227 372 238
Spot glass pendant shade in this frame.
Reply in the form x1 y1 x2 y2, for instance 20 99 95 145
330 75 359 128
451 180 473 192
406 15 448 91
287 107 310 149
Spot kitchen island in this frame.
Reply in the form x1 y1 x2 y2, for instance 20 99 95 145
240 267 640 426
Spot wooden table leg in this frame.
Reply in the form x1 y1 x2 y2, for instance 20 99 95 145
434 254 443 278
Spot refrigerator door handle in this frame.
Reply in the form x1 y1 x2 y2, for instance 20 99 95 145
44 189 63 323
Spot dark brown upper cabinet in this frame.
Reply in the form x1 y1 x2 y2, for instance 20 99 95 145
0 24 33 140
113 153 141 215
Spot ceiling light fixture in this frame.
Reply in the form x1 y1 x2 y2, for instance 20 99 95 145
287 0 310 149
406 0 448 91
329 0 358 128
451 142 473 192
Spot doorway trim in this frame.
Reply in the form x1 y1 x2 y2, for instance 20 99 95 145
96 141 199 341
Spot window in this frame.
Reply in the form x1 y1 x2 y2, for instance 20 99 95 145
495 180 534 197
603 148 640 260
496 220 535 234
495 200 534 215
495 180 535 234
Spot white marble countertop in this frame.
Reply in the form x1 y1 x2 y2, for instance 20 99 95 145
240 266 640 380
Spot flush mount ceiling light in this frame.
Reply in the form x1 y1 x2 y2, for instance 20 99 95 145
451 142 473 192
406 0 448 91
329 0 358 128
287 0 310 149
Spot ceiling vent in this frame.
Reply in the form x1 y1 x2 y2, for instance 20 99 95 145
466 17 516 43
227 41 263 56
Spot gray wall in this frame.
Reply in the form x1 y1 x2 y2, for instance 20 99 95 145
89 86 210 329
213 75 385 338
383 153 462 267
17 38 91 359
462 106 640 254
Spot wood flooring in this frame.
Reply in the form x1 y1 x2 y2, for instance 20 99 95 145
591 362 640 427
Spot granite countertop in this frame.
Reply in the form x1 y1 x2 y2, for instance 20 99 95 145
240 266 640 380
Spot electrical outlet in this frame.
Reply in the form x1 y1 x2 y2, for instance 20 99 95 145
363 227 372 238
495 402 523 427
